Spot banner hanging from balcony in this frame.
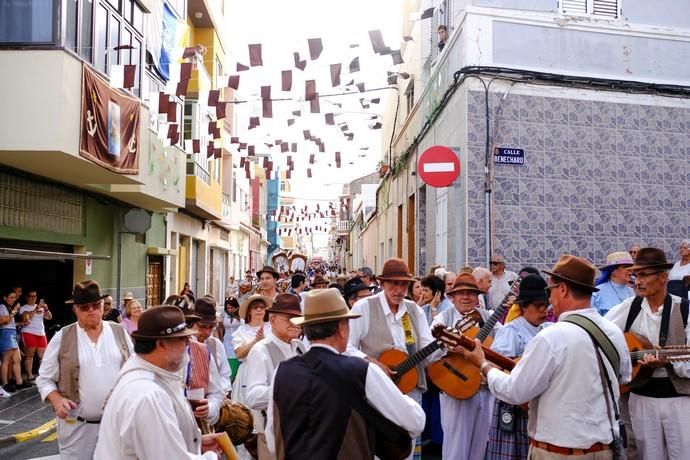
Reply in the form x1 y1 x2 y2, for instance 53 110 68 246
80 65 140 174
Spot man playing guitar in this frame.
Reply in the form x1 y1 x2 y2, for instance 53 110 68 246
347 257 433 460
605 247 690 459
430 273 501 460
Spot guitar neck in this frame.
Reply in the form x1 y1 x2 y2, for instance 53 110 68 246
468 340 516 371
394 341 441 375
476 277 522 342
631 347 690 361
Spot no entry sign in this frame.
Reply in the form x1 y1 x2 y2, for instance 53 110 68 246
417 146 460 187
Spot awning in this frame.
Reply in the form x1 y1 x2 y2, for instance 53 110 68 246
147 247 177 256
0 248 111 261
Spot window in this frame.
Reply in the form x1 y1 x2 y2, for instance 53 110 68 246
0 0 56 43
405 80 415 117
561 0 619 19
92 0 144 95
232 175 237 202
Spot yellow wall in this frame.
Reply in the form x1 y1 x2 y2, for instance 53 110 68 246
186 175 222 215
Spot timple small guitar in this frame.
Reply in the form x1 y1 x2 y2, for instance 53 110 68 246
428 277 522 399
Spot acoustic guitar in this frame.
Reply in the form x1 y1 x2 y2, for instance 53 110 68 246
428 277 523 399
620 332 690 394
432 325 516 371
377 313 479 394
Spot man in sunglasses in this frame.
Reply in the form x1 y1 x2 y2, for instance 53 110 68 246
605 247 690 459
37 280 133 460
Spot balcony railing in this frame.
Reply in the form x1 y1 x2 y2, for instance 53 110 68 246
186 160 211 185
337 220 350 233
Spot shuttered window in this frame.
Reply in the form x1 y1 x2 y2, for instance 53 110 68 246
561 0 619 19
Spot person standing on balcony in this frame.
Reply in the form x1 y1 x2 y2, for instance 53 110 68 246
438 25 448 52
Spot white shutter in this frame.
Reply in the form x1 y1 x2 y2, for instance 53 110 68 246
561 0 587 15
592 0 618 18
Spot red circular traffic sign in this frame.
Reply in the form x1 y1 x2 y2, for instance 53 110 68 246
417 146 460 187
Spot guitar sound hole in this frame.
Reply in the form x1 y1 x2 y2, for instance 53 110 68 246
443 362 468 382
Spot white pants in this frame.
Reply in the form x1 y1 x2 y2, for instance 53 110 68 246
57 418 100 460
440 388 493 460
629 393 690 460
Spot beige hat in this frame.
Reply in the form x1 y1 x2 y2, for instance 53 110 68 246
239 294 273 320
291 288 361 326
123 292 134 301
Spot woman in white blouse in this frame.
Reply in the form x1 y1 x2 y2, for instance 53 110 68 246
669 239 690 281
220 297 242 381
231 295 272 401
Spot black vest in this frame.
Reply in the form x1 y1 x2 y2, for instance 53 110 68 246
273 346 373 460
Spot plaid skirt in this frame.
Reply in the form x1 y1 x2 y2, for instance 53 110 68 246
486 399 529 460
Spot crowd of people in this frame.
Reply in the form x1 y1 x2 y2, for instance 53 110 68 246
1 238 689 459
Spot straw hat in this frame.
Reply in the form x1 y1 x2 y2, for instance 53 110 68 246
291 288 361 326
598 251 634 270
239 294 273 320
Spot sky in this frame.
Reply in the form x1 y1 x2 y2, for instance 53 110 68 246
226 0 407 203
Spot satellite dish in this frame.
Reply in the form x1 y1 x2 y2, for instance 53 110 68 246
124 208 151 234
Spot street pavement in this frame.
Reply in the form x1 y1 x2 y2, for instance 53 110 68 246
0 386 58 459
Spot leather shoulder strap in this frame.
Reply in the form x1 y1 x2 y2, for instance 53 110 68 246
562 314 621 376
659 294 674 346
624 296 644 332
682 298 689 328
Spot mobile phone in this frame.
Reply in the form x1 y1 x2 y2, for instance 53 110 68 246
40 298 45 305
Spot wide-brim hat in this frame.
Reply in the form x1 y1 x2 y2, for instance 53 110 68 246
194 295 219 325
446 273 485 295
542 254 599 292
131 305 197 340
377 258 415 282
598 251 634 270
122 292 134 301
291 288 361 326
515 274 549 304
266 293 302 317
65 280 109 305
256 265 280 279
629 247 674 271
343 278 375 298
239 294 274 319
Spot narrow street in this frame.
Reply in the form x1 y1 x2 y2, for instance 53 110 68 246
0 388 58 459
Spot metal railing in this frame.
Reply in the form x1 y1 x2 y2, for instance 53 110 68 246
186 160 211 185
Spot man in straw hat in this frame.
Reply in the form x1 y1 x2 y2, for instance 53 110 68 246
605 247 690 459
95 306 221 459
592 251 635 316
347 257 434 460
461 254 631 459
266 288 425 459
244 293 306 459
430 273 500 460
37 280 133 460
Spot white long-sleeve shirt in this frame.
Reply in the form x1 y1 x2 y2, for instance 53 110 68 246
606 294 690 378
347 291 434 359
37 322 133 420
205 336 233 394
486 308 631 449
95 355 216 460
265 344 426 454
244 334 305 432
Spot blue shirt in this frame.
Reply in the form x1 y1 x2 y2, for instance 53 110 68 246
491 316 552 358
421 297 453 325
591 280 635 316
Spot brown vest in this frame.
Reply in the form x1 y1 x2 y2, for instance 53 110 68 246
57 322 131 402
666 299 690 395
360 296 427 391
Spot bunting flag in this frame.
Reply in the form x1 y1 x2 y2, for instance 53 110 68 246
307 38 323 60
281 70 292 91
330 63 341 87
248 44 263 66
228 75 240 89
294 52 307 70
305 80 316 101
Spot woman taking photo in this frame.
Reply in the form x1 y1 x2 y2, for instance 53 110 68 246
0 288 30 394
19 290 52 382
